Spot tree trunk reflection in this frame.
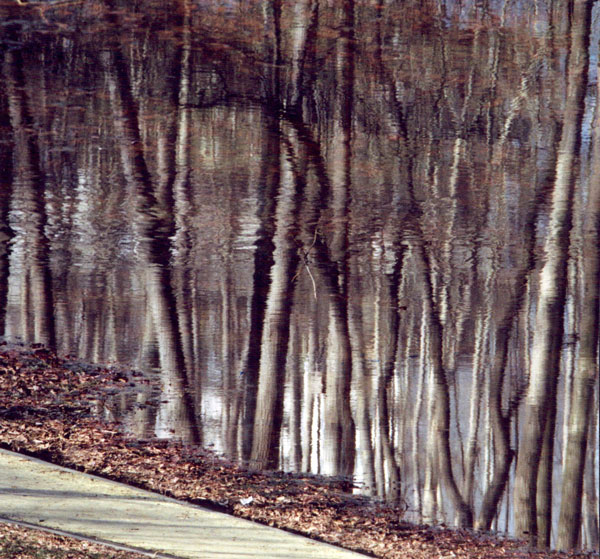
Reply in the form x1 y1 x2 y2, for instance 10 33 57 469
100 36 201 444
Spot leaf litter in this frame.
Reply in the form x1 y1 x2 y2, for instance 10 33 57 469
0 343 597 559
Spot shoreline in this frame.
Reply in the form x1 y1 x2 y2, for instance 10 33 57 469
1 343 597 559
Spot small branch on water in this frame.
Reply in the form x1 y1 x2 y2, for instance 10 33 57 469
292 228 319 300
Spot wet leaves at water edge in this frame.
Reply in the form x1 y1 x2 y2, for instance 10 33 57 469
0 344 598 559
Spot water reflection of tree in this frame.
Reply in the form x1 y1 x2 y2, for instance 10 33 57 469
99 4 201 444
514 0 594 548
248 120 302 470
4 49 56 351
557 75 599 548
1 0 598 550
241 110 282 464
0 74 13 339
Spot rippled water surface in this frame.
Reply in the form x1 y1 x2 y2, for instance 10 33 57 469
1 0 598 551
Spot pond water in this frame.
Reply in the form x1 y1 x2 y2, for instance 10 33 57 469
0 0 598 551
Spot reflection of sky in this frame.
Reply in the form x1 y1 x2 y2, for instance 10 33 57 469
582 94 596 150
592 4 599 84
582 4 599 163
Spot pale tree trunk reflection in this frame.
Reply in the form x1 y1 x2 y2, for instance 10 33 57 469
241 111 280 461
582 397 599 549
321 0 357 479
4 49 56 351
347 263 375 494
249 125 301 470
300 304 320 473
557 33 600 550
0 75 13 339
171 0 195 378
377 245 403 502
286 319 302 471
100 38 200 444
513 0 592 547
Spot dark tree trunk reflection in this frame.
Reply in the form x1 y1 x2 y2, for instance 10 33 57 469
4 49 56 351
100 35 201 445
0 73 14 338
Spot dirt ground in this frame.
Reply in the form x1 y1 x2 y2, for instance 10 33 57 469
0 343 597 559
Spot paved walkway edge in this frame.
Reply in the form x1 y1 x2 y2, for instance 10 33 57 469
0 516 179 559
0 449 369 558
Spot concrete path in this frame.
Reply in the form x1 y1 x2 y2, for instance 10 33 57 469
0 449 368 558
